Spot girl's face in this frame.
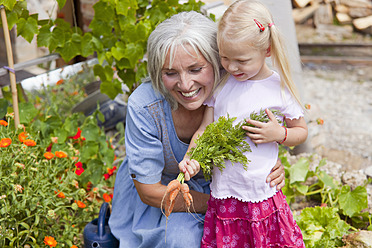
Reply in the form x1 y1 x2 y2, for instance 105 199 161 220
161 45 215 111
219 40 271 81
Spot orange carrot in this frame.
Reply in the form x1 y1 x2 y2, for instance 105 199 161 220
166 179 181 193
163 179 181 217
180 183 193 209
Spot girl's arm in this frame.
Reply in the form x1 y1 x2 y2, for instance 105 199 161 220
179 106 215 181
243 108 308 146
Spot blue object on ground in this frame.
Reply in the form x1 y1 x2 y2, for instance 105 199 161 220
83 202 119 248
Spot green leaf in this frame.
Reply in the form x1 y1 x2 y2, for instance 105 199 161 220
5 9 18 30
124 42 144 67
100 79 123 99
1 0 17 10
0 98 8 118
318 170 337 190
19 102 38 124
339 185 368 217
81 123 100 142
288 157 309 184
116 0 131 15
17 17 39 43
56 0 67 9
56 39 81 63
37 24 52 48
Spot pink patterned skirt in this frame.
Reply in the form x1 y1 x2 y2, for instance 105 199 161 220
201 190 305 248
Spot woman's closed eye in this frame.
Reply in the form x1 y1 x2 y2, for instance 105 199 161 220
190 67 202 73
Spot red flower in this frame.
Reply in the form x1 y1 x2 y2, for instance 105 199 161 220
44 236 57 247
75 167 84 176
18 132 28 143
0 138 12 148
44 152 54 160
75 162 84 175
56 79 64 85
55 151 68 158
71 127 82 139
102 193 112 202
23 139 36 147
0 120 8 126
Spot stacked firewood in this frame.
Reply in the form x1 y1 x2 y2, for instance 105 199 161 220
292 0 372 35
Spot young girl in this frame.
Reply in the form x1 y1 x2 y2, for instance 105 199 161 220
179 0 308 247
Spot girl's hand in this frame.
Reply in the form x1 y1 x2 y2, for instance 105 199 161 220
266 159 285 190
243 108 285 144
179 159 200 181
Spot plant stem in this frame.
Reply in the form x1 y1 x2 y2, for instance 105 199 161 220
177 172 185 184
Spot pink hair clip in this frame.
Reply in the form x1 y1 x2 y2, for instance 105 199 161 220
268 23 274 27
254 19 265 32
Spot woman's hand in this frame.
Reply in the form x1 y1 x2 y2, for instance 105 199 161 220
179 159 201 181
266 159 285 190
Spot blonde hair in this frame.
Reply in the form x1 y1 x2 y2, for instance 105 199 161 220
217 0 303 107
147 11 221 110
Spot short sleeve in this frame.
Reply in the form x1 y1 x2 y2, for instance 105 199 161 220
280 89 304 120
125 101 165 184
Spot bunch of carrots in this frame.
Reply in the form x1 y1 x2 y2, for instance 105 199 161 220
162 172 193 217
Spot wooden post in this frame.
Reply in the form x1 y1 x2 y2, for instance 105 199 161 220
0 5 20 128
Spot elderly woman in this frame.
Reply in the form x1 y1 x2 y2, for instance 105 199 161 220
109 11 285 248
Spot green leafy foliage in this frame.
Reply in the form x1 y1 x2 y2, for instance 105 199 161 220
279 147 372 247
189 115 251 181
0 0 204 99
295 206 352 247
0 67 120 247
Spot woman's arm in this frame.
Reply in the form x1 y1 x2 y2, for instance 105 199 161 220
133 180 210 214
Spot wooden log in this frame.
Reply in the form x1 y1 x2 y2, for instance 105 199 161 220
292 3 320 24
349 8 372 18
336 13 352 24
334 4 349 14
340 0 372 9
293 0 312 8
353 15 372 30
314 3 333 27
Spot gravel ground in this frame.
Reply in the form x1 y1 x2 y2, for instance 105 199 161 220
301 64 372 173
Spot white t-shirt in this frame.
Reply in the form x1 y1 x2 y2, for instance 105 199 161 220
204 71 304 202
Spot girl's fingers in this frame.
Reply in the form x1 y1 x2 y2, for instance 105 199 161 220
265 108 276 123
246 118 263 128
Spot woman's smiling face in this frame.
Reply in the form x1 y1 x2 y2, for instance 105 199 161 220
161 45 215 111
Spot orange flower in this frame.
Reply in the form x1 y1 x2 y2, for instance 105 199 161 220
0 138 12 148
316 118 324 125
18 132 28 143
75 200 86 208
102 193 112 202
71 245 78 248
44 152 54 160
44 236 57 247
305 104 311 110
0 120 8 126
23 139 36 147
55 190 66 198
56 79 64 85
55 151 68 158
